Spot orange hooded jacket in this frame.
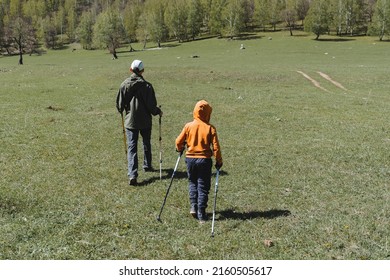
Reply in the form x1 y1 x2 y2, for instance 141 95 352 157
175 100 222 166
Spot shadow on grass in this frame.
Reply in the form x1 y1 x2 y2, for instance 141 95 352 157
235 33 263 40
216 208 291 221
315 38 355 42
136 169 186 186
136 169 228 186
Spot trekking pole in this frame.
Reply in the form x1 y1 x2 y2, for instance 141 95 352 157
157 151 182 222
211 169 220 237
121 112 127 156
159 106 162 180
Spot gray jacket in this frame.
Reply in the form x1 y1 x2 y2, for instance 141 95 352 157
116 73 161 129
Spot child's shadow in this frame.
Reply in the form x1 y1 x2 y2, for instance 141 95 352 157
137 169 228 186
216 208 291 221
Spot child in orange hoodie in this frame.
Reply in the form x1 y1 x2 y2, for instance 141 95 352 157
176 100 223 223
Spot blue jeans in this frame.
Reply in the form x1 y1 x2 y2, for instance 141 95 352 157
185 158 212 211
126 128 152 178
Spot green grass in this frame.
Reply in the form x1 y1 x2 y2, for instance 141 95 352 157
1 32 389 260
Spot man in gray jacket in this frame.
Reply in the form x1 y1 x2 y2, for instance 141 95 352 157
116 59 163 185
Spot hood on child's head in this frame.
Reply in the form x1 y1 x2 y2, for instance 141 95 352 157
193 100 212 123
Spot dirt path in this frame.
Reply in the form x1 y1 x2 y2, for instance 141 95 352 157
317 72 348 91
296 71 330 93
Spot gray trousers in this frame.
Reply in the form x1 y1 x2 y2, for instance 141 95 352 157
126 128 152 178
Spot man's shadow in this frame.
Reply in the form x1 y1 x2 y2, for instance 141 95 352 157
215 208 291 221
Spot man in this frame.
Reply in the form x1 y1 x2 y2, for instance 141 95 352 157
116 59 163 185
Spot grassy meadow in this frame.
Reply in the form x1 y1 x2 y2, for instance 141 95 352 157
0 31 389 260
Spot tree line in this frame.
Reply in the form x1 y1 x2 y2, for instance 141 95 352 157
1 0 390 63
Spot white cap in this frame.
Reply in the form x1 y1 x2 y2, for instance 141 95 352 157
131 59 144 72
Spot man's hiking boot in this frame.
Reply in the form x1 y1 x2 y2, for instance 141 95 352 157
143 166 154 172
129 178 137 186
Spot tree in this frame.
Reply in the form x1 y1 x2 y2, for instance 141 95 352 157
304 0 333 39
22 0 47 26
254 0 271 31
365 0 377 24
223 0 246 38
208 0 228 37
201 0 212 33
122 0 142 50
269 0 284 31
9 0 23 18
282 0 298 36
0 2 5 51
333 0 346 35
136 11 149 49
144 0 168 47
344 0 365 35
295 0 310 25
187 0 204 40
166 0 189 42
9 16 37 64
42 16 59 49
369 0 390 40
77 10 94 49
64 0 77 42
332 0 366 36
93 8 124 58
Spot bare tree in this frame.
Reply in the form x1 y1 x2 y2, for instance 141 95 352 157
8 17 36 64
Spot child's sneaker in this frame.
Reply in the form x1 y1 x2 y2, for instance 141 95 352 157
190 204 197 219
198 209 208 224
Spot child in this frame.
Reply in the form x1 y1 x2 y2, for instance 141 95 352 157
175 100 223 223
